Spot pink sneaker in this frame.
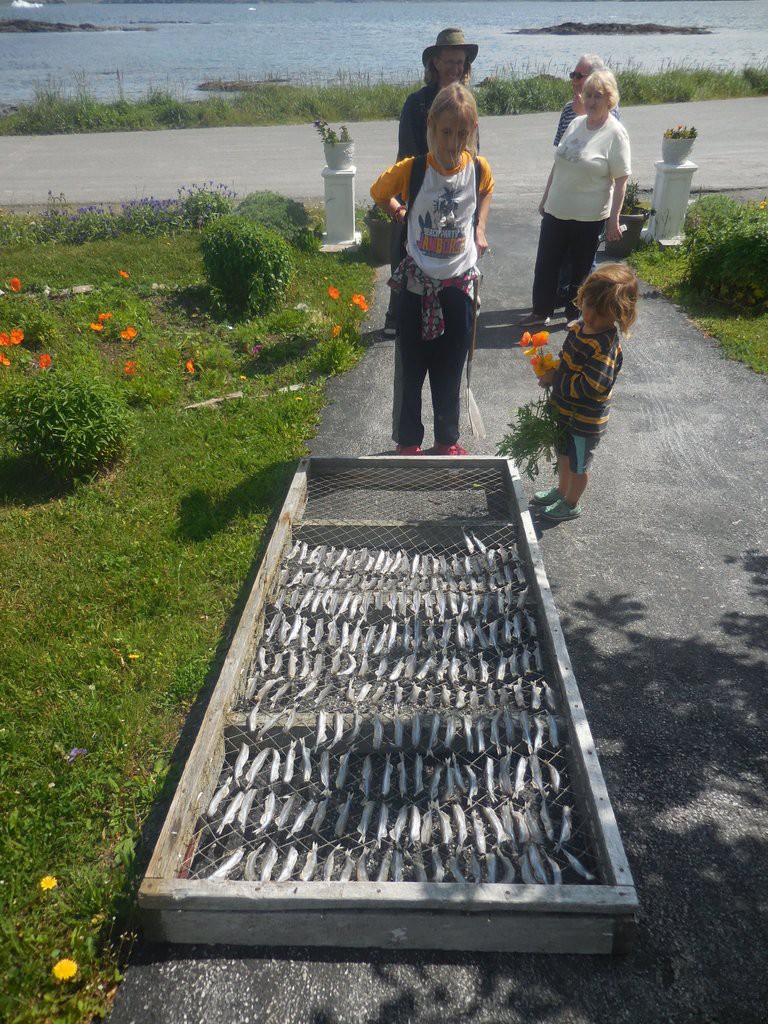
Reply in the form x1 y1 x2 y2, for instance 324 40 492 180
431 443 469 456
396 444 423 455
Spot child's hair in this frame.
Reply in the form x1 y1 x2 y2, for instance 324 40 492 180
577 263 639 335
426 83 479 158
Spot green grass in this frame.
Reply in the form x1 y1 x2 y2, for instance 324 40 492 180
0 220 374 1022
2 62 767 136
630 244 768 374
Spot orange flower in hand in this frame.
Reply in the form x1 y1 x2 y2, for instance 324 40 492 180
120 326 138 341
39 353 52 369
185 359 195 374
9 277 21 292
328 286 340 300
518 332 532 348
530 331 550 347
10 329 24 345
351 294 369 312
118 270 130 279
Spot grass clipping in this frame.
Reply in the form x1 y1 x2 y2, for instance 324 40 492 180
497 392 566 480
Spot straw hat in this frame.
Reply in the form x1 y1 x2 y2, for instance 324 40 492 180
421 28 479 67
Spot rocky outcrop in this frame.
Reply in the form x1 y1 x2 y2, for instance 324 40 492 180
514 22 711 36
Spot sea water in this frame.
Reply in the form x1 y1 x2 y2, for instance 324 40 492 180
0 0 766 105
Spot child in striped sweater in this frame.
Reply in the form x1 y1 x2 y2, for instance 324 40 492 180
532 263 639 522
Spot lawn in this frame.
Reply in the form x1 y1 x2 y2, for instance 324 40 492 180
0 200 374 1022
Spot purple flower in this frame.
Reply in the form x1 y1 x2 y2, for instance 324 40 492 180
251 344 263 357
67 748 88 764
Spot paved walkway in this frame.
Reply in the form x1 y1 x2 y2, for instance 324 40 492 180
18 101 763 1023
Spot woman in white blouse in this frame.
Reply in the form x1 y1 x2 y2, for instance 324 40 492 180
519 69 630 326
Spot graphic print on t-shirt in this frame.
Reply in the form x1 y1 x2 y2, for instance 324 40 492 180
416 186 466 259
559 135 588 163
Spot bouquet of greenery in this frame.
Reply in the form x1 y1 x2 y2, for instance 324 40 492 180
497 393 566 480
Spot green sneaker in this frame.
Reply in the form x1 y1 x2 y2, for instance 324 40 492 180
530 486 562 506
540 498 582 522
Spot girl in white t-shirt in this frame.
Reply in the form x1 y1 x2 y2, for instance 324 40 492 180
371 83 494 456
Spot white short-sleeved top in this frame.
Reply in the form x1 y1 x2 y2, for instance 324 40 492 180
545 115 631 222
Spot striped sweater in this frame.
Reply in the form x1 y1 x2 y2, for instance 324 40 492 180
550 321 623 436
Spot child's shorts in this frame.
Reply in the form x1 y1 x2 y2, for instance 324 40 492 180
555 428 601 475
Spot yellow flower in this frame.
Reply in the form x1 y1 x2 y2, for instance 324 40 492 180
52 958 78 981
39 876 58 892
759 200 766 210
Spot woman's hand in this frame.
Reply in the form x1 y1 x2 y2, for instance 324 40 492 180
476 226 489 257
538 199 546 216
537 370 556 388
605 215 623 242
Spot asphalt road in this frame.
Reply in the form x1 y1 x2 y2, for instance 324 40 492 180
14 101 763 1023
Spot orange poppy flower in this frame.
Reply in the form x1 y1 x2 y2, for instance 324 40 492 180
185 359 195 374
89 322 104 332
39 353 52 369
120 326 138 341
118 270 130 279
530 331 550 347
518 332 532 347
97 312 113 323
0 333 9 347
331 324 342 338
328 286 340 300
0 352 10 366
9 277 21 292
123 360 137 375
351 294 369 312
10 329 24 345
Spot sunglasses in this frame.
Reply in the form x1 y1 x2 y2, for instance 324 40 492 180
569 71 587 80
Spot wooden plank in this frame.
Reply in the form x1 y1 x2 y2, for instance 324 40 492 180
141 460 310 882
140 877 638 915
500 459 636 892
142 905 623 954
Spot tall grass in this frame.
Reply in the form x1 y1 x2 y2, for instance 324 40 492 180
2 63 766 136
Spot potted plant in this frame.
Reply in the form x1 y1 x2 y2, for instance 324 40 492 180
662 124 697 165
364 204 394 265
605 180 651 257
313 118 354 170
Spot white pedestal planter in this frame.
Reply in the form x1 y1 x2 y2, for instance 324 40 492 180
321 163 360 251
661 137 695 165
645 159 698 246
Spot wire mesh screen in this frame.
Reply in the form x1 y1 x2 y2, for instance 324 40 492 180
186 463 598 887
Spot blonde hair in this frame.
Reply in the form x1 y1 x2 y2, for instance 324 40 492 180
583 69 620 110
424 50 472 87
577 263 639 335
426 83 479 159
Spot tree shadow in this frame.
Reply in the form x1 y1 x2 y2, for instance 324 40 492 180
176 459 296 542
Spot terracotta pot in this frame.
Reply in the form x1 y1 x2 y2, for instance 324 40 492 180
661 137 695 165
323 141 355 170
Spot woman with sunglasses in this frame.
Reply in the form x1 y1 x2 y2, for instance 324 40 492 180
518 68 630 328
554 54 612 147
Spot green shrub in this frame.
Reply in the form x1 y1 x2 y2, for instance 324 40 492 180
683 196 768 310
309 325 362 377
200 215 294 318
1 368 133 479
10 303 62 349
236 192 318 251
180 183 236 229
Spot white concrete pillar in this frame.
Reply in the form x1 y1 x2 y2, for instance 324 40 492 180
645 160 698 245
321 166 360 250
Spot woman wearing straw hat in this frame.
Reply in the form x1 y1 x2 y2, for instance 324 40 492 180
383 28 479 338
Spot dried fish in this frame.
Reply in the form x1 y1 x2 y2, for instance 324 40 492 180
334 794 353 837
217 790 245 835
277 846 299 882
437 806 453 846
448 855 467 883
207 776 232 819
340 851 356 882
358 800 376 842
259 791 277 831
557 805 573 850
209 847 244 880
243 842 266 882
381 753 393 797
452 804 468 848
356 849 369 881
238 788 258 831
470 810 487 855
275 794 297 830
391 804 408 844
282 740 297 784
260 842 279 882
300 843 319 882
431 848 445 882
